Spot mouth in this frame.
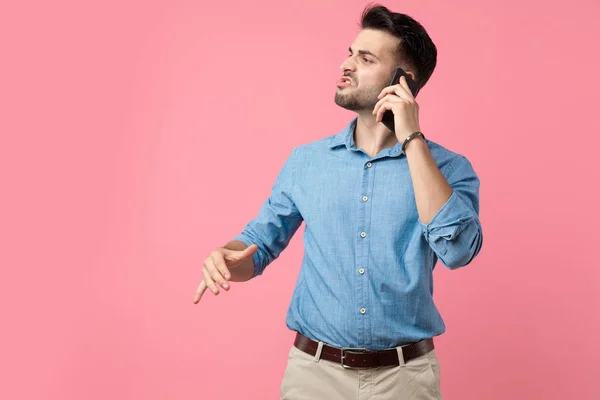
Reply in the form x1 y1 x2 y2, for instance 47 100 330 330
336 76 353 88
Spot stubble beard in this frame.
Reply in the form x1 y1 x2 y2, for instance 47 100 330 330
334 84 385 113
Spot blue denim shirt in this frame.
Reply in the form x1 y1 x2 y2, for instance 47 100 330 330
233 118 483 350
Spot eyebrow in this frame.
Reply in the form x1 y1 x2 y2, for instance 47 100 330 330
349 47 380 61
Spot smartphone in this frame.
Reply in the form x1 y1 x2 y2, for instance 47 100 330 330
381 67 420 133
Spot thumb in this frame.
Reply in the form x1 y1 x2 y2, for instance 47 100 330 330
224 244 258 261
239 244 258 258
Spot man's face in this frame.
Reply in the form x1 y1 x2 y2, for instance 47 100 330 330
334 29 400 113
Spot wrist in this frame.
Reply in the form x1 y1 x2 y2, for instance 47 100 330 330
401 131 426 153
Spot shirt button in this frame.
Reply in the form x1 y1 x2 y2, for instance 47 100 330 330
358 268 365 274
360 232 367 238
362 196 368 202
360 308 366 314
366 162 372 168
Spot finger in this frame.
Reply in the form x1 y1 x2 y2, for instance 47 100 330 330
211 254 232 282
203 267 220 295
377 82 411 101
373 93 401 116
377 100 411 123
372 94 402 117
398 76 415 99
193 280 207 304
206 258 230 291
376 101 395 123
239 243 258 259
224 244 258 262
377 84 401 99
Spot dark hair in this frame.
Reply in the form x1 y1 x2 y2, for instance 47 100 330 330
360 4 437 89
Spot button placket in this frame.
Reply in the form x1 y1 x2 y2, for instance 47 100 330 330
357 159 375 346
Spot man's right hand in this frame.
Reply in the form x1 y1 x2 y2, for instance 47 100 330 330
193 244 258 304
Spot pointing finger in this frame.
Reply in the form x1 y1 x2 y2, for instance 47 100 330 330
193 280 207 304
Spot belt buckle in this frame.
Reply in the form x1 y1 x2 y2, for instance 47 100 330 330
340 347 368 369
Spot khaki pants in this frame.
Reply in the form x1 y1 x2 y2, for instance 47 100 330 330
280 342 442 399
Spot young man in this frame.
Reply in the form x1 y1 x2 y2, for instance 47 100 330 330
193 5 483 399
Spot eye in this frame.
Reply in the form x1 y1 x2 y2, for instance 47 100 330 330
362 57 372 63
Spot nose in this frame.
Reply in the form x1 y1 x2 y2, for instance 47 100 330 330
339 56 357 74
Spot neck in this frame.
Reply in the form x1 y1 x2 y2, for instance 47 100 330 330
354 112 399 158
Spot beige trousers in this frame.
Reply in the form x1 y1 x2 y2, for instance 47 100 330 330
280 342 442 400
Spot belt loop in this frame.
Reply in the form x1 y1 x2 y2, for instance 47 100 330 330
396 346 406 367
313 341 324 362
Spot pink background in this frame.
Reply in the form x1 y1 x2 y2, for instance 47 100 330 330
1 0 599 399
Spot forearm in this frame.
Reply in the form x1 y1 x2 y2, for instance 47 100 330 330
223 240 255 282
405 137 453 224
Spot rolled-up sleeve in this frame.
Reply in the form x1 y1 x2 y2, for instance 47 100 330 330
418 155 483 270
232 148 304 278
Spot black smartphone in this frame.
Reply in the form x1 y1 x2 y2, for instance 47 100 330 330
381 67 420 133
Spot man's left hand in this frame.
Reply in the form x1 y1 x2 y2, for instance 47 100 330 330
372 75 421 142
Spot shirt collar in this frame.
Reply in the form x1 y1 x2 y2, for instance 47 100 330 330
328 118 358 150
328 117 407 157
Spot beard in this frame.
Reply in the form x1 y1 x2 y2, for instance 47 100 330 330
334 82 386 112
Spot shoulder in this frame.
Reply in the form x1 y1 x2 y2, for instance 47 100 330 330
424 138 477 177
289 132 341 162
291 119 354 157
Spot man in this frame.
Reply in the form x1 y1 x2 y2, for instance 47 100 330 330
193 4 483 399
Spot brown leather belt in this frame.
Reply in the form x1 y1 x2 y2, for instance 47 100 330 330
293 332 434 369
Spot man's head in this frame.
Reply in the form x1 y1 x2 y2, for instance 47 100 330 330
334 5 437 113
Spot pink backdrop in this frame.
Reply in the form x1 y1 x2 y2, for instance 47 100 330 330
1 0 599 399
